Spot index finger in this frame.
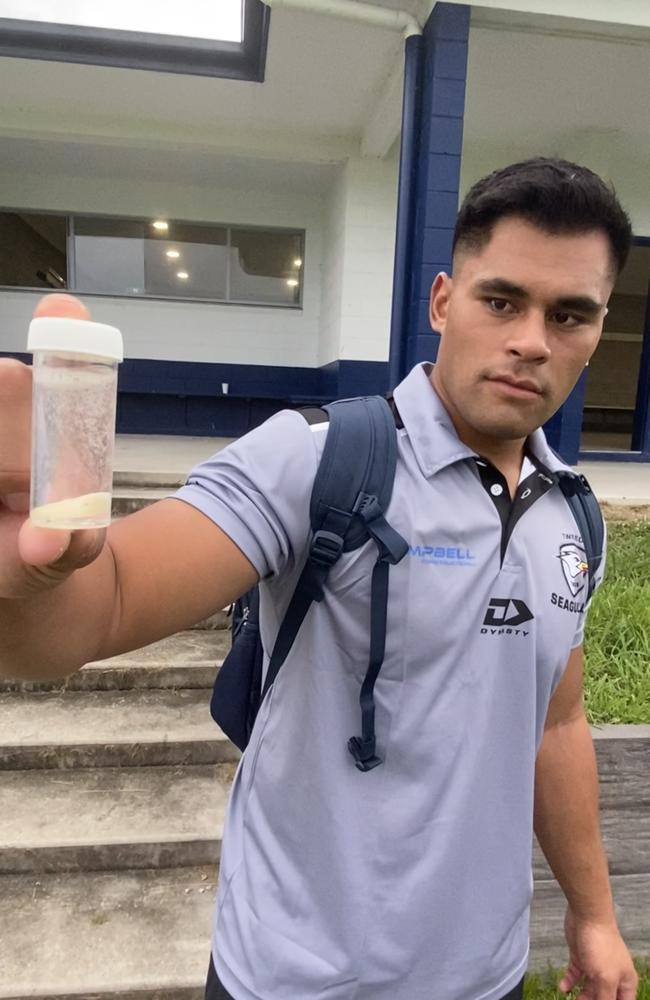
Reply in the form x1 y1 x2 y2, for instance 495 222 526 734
33 293 91 321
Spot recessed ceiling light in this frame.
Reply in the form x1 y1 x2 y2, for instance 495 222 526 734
286 278 299 287
293 258 302 268
177 270 189 280
152 220 169 231
166 249 180 259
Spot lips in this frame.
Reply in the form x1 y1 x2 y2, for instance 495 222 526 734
488 375 543 396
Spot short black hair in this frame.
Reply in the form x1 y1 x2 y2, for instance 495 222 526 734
453 157 632 278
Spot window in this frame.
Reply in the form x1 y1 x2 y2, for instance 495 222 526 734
73 218 229 300
3 0 244 42
230 229 303 306
0 211 67 289
0 0 269 81
0 209 304 308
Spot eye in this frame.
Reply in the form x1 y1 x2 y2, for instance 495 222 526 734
486 298 515 314
551 311 582 328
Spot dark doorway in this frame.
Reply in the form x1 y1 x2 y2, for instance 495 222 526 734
580 241 650 455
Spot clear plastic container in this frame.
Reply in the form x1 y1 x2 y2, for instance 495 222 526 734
27 317 124 530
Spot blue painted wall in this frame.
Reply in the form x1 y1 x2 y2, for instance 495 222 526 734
404 3 470 373
0 352 388 436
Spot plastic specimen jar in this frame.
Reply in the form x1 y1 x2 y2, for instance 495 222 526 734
27 317 124 530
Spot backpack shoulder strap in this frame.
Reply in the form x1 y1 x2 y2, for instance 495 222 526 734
556 471 605 603
261 398 408 766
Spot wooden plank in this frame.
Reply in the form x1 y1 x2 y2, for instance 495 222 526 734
594 738 650 810
533 809 650 879
530 875 650 969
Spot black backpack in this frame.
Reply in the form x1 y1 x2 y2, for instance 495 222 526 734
210 397 604 772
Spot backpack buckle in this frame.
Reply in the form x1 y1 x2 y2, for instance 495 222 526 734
347 735 382 772
310 529 345 568
354 492 382 524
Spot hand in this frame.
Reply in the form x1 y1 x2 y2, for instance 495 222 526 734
0 294 107 599
560 906 638 999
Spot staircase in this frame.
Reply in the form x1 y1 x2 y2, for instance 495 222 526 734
0 626 236 1000
1 613 648 995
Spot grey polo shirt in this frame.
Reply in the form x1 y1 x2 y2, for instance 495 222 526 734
175 362 604 1000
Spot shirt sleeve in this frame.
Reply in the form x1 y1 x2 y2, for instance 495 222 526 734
571 518 608 649
172 409 320 580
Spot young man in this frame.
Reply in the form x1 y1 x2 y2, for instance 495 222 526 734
0 158 639 1000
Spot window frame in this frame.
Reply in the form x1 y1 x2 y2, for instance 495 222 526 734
0 206 305 310
0 0 270 81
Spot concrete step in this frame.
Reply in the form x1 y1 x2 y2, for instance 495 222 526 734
0 865 216 999
0 689 239 770
2 867 645 998
0 632 231 694
112 488 174 518
113 471 187 489
0 763 235 875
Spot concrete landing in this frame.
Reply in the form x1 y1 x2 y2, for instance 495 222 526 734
0 866 216 1000
0 632 229 693
0 764 232 874
0 689 239 769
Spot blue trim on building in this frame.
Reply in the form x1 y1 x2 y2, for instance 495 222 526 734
404 3 470 375
1 351 389 436
388 33 424 391
542 371 588 465
578 451 647 463
631 237 650 454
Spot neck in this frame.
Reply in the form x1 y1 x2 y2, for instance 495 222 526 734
429 367 526 494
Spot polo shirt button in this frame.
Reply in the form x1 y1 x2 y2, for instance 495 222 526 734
490 483 504 497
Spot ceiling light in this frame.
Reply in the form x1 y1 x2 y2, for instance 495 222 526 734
166 249 180 259
152 220 169 231
177 271 189 280
286 278 299 287
293 258 302 268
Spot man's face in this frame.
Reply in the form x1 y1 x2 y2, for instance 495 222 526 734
429 217 614 445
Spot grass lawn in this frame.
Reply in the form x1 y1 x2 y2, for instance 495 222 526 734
584 520 650 724
524 962 650 998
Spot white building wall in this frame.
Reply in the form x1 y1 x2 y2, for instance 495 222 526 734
318 166 346 367
460 147 650 240
337 155 399 363
0 169 324 368
452 0 650 28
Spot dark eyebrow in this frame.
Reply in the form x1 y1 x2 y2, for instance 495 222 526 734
474 279 604 316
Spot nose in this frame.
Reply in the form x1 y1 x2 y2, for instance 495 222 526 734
505 311 551 364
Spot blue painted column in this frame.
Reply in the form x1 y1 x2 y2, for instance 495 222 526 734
402 3 470 377
543 372 588 465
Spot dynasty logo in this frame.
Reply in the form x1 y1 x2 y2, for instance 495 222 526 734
481 598 534 637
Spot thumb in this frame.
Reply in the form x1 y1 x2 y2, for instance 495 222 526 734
18 518 106 576
18 520 72 566
559 961 583 994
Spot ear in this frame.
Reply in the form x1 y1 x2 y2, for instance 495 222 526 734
429 272 452 335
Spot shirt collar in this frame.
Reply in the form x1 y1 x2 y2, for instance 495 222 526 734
392 363 476 478
393 362 571 478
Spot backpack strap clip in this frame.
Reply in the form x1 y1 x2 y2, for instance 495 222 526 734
355 492 410 566
347 734 382 772
310 529 346 569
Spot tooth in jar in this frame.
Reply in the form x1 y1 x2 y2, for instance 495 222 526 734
27 317 124 531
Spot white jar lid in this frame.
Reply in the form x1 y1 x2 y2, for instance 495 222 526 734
27 317 124 362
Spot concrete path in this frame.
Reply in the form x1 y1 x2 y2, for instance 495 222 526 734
112 433 650 503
